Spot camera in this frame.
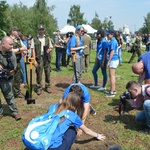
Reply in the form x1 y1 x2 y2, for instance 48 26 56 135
120 91 131 100
0 69 13 81
66 32 74 38
119 91 131 115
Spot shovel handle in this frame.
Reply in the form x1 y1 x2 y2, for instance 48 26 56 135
28 57 35 69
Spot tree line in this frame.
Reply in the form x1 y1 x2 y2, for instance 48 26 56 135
0 0 150 39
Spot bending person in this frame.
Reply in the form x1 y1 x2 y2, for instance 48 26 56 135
48 92 106 150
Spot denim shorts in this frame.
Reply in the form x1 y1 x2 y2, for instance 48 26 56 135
110 60 119 68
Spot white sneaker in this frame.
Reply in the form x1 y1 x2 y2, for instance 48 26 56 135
106 90 116 94
97 87 106 91
90 85 99 89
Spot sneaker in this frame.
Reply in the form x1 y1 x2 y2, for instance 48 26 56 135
106 90 116 95
90 85 99 89
37 88 42 95
90 105 96 115
97 87 106 91
105 92 115 97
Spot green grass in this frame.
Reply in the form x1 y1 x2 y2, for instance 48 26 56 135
0 46 150 150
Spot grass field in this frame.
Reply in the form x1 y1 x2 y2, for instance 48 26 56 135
0 46 150 150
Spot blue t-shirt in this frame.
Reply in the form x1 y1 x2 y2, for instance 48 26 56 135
50 104 82 148
138 51 150 79
70 35 83 54
96 38 108 62
107 37 118 61
62 83 90 103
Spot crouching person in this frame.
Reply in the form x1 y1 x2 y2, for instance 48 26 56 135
126 80 150 133
48 92 106 150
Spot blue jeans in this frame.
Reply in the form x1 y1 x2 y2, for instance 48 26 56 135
118 48 122 65
55 48 63 71
146 45 150 51
136 100 150 128
48 126 77 150
20 55 27 84
92 59 107 87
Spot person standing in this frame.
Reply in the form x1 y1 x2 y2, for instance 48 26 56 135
10 27 27 98
0 36 21 120
31 25 53 95
128 32 142 63
54 30 64 72
115 31 123 65
70 25 87 83
105 29 119 97
82 29 91 72
125 34 130 51
146 33 150 52
90 29 108 91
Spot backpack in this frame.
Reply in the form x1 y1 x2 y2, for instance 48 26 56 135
22 104 67 150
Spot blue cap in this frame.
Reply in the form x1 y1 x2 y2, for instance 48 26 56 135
76 25 82 30
106 29 115 35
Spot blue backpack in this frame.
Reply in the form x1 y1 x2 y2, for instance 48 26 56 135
22 104 67 150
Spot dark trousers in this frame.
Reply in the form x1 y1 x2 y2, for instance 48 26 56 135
48 126 77 150
35 56 51 89
12 62 21 96
55 48 63 70
129 49 141 63
61 48 66 66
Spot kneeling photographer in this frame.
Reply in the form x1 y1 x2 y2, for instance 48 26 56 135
0 36 21 121
125 80 150 133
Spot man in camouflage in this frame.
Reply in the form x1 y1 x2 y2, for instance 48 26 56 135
10 27 27 98
0 36 21 120
31 25 53 95
128 32 142 63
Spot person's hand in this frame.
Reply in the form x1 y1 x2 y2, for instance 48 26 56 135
12 48 19 54
0 65 3 71
107 61 110 68
34 60 38 67
83 45 87 49
96 133 106 141
47 48 52 53
76 128 83 136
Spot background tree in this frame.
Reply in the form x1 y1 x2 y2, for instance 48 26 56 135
140 12 150 34
3 0 57 37
67 5 87 27
90 17 102 30
31 0 57 36
102 17 114 32
0 1 8 30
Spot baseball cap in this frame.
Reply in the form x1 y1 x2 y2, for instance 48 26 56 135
76 25 82 31
106 29 115 35
38 25 45 29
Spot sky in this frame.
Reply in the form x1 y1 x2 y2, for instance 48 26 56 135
5 0 150 33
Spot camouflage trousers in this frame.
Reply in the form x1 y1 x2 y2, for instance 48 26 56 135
0 79 19 116
12 62 21 97
36 56 51 89
128 49 141 63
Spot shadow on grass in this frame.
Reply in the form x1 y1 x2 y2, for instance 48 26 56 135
75 137 96 144
55 83 70 89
